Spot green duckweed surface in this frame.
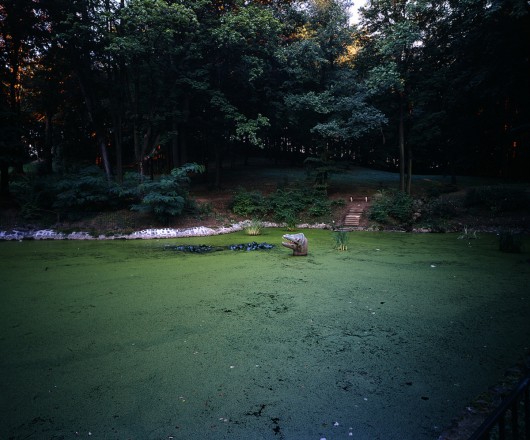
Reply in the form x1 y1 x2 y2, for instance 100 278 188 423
1 230 529 440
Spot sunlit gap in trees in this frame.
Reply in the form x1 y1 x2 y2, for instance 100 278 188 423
348 0 366 24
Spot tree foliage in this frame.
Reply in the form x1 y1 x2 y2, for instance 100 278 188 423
0 0 528 202
131 163 205 222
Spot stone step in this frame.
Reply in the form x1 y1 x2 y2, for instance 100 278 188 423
342 195 371 227
344 214 361 226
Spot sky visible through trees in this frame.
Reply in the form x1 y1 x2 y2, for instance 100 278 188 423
348 0 366 23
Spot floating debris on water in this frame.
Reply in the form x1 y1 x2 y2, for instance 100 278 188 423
228 242 274 251
165 242 274 253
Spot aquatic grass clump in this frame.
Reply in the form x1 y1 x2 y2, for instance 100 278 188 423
285 213 298 231
458 226 479 242
333 230 349 251
245 219 263 236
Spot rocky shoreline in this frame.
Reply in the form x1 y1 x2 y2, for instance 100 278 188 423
1 223 521 241
1 217 526 241
0 221 331 241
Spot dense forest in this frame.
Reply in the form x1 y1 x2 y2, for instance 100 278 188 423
1 0 529 200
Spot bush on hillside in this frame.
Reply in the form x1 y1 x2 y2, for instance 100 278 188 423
423 198 459 221
369 190 414 225
131 163 205 223
52 166 119 213
230 188 268 217
231 184 336 222
10 174 59 221
465 185 529 213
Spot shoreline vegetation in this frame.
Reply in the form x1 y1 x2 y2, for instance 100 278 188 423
1 222 525 242
2 165 529 241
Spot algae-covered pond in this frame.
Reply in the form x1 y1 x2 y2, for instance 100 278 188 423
1 230 529 440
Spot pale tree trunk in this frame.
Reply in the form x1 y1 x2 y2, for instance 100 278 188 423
134 125 159 179
98 136 112 183
134 127 145 179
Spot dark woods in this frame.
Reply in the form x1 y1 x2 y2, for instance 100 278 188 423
1 0 529 196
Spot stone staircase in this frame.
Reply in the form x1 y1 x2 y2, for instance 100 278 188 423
343 196 370 227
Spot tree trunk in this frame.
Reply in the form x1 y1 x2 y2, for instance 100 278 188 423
171 114 179 169
0 160 9 195
449 146 457 185
76 70 112 182
112 115 123 182
214 144 222 189
398 96 406 192
180 123 188 165
134 125 160 179
406 150 412 194
180 95 190 165
98 136 112 183
43 110 54 174
134 126 147 178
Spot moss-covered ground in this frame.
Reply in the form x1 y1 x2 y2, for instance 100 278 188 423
1 230 529 440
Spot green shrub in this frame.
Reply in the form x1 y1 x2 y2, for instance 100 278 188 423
10 174 58 221
308 198 332 217
268 188 307 217
53 166 119 212
231 183 334 222
273 208 295 223
195 201 213 217
426 183 459 198
465 185 529 213
284 212 298 230
131 163 205 223
231 188 268 217
269 186 332 221
113 171 144 203
369 190 414 224
331 198 346 208
423 198 458 220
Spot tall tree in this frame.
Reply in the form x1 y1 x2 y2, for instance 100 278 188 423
433 0 530 178
278 0 384 162
195 0 282 185
357 0 432 193
43 0 119 180
0 0 40 195
106 0 200 178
